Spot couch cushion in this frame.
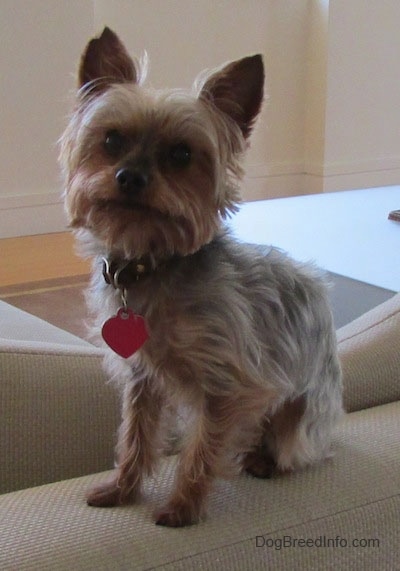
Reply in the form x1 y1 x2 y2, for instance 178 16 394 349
0 401 398 570
337 292 400 412
0 299 93 348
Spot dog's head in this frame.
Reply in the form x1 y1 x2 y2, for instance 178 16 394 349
60 27 264 259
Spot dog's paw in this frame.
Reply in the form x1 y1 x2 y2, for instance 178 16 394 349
243 450 276 479
154 501 201 528
86 477 135 507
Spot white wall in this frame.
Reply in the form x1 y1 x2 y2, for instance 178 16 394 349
0 0 94 237
305 0 400 192
1 1 399 238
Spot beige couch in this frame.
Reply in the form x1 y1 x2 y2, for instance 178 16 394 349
1 294 399 570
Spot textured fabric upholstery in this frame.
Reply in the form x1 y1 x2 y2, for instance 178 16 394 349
0 343 118 494
337 292 400 412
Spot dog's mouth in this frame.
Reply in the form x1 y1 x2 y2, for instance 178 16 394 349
95 197 163 217
91 197 182 234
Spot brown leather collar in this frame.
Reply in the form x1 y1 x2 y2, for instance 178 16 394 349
101 236 221 291
102 257 151 290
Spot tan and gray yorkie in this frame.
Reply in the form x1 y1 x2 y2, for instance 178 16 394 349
60 28 342 527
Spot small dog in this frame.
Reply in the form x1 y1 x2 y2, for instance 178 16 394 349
60 27 342 527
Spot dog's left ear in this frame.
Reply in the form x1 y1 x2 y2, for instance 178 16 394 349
199 55 264 139
78 27 138 91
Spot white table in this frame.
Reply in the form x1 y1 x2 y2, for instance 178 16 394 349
230 186 399 291
229 186 399 326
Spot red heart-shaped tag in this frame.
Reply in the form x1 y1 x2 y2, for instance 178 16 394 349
101 308 149 358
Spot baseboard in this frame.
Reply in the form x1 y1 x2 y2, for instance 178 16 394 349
0 193 67 238
303 170 400 194
243 162 311 200
244 159 400 197
304 157 400 193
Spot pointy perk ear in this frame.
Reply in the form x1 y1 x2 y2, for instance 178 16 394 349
78 27 138 92
199 55 264 139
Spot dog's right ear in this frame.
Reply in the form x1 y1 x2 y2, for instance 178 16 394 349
78 27 138 92
199 55 264 139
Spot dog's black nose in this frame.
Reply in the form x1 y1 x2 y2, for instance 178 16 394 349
116 168 149 194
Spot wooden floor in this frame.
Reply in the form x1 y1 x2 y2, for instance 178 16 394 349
0 232 91 338
0 232 90 287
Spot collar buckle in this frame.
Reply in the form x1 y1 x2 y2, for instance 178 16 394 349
102 257 130 288
102 257 149 289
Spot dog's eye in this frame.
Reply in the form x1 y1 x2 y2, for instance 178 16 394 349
104 130 126 157
168 143 191 168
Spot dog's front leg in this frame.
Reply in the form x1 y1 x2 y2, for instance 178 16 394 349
87 377 162 507
154 394 234 527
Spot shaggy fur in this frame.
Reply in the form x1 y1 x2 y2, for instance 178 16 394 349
59 27 342 527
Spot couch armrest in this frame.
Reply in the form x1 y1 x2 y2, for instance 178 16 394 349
337 292 400 412
0 340 119 494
